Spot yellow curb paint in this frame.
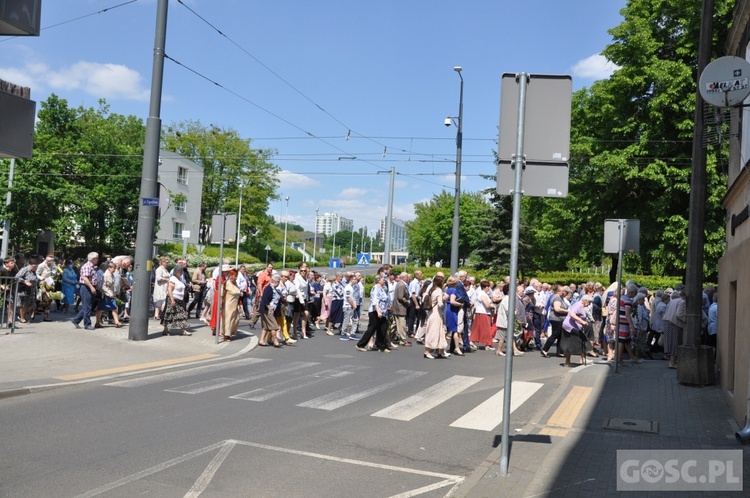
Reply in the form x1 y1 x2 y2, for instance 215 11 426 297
538 385 593 437
54 353 219 381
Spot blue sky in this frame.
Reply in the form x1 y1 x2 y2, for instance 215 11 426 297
1 0 626 237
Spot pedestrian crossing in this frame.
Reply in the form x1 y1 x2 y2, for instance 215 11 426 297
106 359 544 432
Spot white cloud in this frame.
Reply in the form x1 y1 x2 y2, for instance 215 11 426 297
278 170 320 189
571 54 620 80
0 61 150 101
339 187 368 199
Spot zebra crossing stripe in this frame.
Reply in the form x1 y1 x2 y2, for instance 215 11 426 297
449 381 543 431
165 361 319 394
230 367 358 402
105 358 272 388
371 375 483 421
298 370 427 411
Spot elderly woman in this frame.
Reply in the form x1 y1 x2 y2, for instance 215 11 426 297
469 279 495 351
61 259 78 314
495 283 524 356
220 268 241 341
541 285 569 358
162 264 191 336
444 276 462 353
15 259 39 324
561 293 594 367
355 274 391 353
423 272 448 359
95 262 122 328
152 257 170 320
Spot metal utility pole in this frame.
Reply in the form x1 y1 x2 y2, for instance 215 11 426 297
235 184 243 266
1 158 15 259
129 0 168 341
313 207 319 265
384 167 395 266
500 72 528 477
450 67 464 276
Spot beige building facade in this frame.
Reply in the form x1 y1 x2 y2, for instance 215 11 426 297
720 0 750 426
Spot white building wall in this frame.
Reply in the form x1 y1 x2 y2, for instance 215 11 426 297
154 149 204 246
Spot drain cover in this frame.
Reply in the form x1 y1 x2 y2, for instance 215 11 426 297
602 418 659 434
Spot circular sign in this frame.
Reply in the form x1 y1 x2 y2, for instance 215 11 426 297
699 56 750 107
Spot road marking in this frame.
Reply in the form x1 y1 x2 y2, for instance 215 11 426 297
54 354 219 381
105 358 271 387
230 367 358 401
75 439 463 497
449 381 543 431
74 440 228 497
165 361 319 394
184 440 235 498
298 370 426 411
371 375 483 421
539 385 593 437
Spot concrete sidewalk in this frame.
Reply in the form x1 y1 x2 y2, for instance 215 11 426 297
450 358 750 497
0 309 256 398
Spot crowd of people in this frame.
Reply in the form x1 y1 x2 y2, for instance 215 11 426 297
0 251 719 371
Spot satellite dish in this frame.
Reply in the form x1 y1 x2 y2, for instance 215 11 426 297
699 56 750 107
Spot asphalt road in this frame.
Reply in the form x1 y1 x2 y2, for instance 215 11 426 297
0 327 573 497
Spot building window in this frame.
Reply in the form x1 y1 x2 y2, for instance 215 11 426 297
177 166 188 185
173 222 184 240
175 199 186 213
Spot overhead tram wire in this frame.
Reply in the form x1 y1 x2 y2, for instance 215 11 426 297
163 54 384 174
0 0 139 43
176 0 445 163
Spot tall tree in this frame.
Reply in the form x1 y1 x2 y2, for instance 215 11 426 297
405 190 490 263
161 121 280 246
524 0 732 279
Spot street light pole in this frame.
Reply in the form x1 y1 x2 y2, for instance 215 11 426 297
313 207 319 265
360 227 365 253
448 66 463 276
282 195 290 268
234 183 243 266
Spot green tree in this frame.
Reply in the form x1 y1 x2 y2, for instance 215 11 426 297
405 190 490 263
1 95 144 255
161 121 280 247
524 0 732 279
473 185 536 275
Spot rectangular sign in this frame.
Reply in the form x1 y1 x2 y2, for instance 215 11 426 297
498 73 572 163
617 449 742 491
357 253 371 267
142 197 159 207
603 219 640 254
496 160 569 197
0 91 36 158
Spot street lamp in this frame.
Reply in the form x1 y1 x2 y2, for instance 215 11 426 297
313 207 319 265
446 66 463 276
234 183 244 266
282 195 290 268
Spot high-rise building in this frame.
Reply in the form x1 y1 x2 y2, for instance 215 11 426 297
315 212 353 236
379 217 408 252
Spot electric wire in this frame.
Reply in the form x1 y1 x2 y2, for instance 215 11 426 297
0 0 139 43
175 0 444 163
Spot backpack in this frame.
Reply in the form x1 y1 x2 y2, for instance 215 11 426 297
422 289 433 310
